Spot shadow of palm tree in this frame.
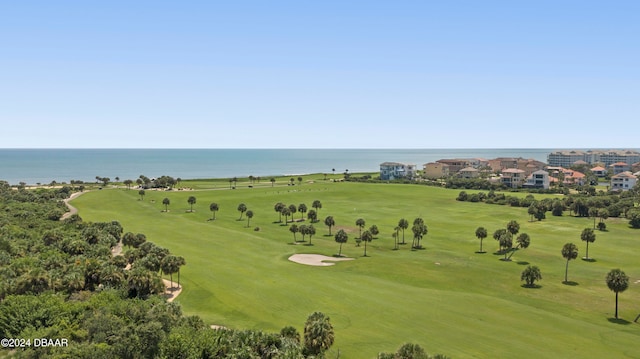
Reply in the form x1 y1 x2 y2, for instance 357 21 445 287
475 251 487 254
562 281 579 286
582 258 597 262
516 261 530 265
607 318 631 325
520 284 542 289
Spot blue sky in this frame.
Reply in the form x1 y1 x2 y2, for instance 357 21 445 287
1 1 638 148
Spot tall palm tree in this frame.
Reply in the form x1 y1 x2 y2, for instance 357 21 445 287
270 178 276 187
580 228 596 260
289 224 299 242
187 196 196 212
507 233 531 260
161 255 180 289
506 220 520 236
393 226 400 250
307 224 316 245
274 202 285 222
398 218 409 244
606 268 630 319
298 224 309 242
361 230 373 256
138 190 145 201
245 210 254 227
475 227 488 253
209 202 219 220
334 229 348 256
312 200 322 214
237 203 247 220
561 243 578 283
304 312 334 355
324 216 335 235
298 203 308 220
411 218 428 249
281 207 291 225
288 204 297 220
307 209 317 223
355 218 366 238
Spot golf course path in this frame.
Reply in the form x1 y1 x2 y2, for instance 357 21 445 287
288 254 354 266
60 191 86 221
163 279 182 302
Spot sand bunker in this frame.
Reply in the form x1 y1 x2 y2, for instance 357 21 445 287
288 254 354 266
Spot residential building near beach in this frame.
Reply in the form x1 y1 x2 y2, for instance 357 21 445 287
547 149 640 167
379 162 416 180
610 171 638 191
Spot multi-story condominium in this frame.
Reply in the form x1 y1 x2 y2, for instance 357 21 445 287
458 167 480 179
548 149 640 167
436 159 473 173
501 168 526 188
487 158 546 175
610 171 638 191
523 170 550 189
610 162 630 175
423 162 450 179
379 162 416 180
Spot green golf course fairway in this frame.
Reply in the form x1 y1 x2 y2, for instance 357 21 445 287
72 176 640 358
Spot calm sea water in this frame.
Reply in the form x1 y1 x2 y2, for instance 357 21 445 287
0 148 556 185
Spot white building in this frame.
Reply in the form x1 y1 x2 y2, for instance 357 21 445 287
610 171 638 191
380 162 416 180
523 170 550 189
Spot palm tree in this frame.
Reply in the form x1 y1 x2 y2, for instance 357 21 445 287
475 227 488 253
398 218 409 244
324 216 335 235
122 232 137 248
299 224 309 242
209 202 219 220
187 196 196 212
580 228 596 260
288 204 297 220
160 255 180 289
368 225 379 238
245 210 254 227
281 207 291 225
298 203 308 220
393 226 400 250
307 224 316 245
307 209 317 223
270 178 276 187
355 218 366 238
298 176 303 185
237 203 247 220
289 224 299 242
521 265 542 287
499 232 513 260
606 268 630 319
334 229 348 256
303 312 334 356
312 200 322 215
507 233 531 260
561 243 579 283
138 190 145 201
361 230 373 256
162 198 170 212
411 218 428 249
506 220 520 236
274 202 285 222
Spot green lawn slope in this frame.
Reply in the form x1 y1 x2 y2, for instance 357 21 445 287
72 176 640 358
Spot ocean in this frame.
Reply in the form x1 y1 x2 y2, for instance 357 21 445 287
0 148 558 185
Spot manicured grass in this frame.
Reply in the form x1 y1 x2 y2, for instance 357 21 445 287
72 177 640 358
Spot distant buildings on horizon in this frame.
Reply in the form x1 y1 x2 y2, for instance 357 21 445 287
380 149 640 191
